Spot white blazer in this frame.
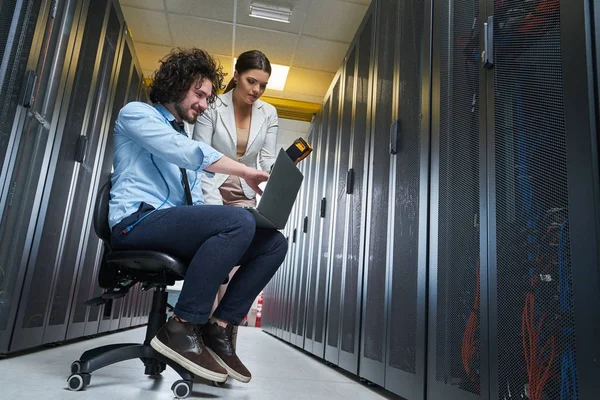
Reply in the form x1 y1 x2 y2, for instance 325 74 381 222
193 90 279 205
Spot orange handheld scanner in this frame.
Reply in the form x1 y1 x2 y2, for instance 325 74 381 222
286 137 312 163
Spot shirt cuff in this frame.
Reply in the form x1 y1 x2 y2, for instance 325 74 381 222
196 143 223 178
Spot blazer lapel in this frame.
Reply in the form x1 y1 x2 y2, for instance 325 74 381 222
217 91 237 147
247 100 265 152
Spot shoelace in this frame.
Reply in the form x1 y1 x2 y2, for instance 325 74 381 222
222 324 236 354
187 323 205 347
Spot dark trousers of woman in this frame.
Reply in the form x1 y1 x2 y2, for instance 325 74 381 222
111 203 287 325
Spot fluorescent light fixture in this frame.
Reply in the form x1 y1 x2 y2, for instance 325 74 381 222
249 2 292 23
234 58 290 91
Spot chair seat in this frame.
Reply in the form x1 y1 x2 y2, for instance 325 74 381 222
105 250 187 279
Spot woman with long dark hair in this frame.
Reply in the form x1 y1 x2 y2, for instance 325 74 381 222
193 49 278 207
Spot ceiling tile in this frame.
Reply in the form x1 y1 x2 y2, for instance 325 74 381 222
282 66 334 97
121 7 171 46
133 43 174 73
234 26 297 65
293 36 348 72
302 0 368 42
119 0 165 11
168 14 233 56
235 0 311 35
166 0 235 22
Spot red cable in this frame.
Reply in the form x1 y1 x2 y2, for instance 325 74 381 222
522 293 556 400
461 259 480 383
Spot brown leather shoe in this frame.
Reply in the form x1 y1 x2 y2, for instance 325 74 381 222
150 317 228 382
203 322 251 383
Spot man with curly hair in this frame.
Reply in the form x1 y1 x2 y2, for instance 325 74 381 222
108 48 287 384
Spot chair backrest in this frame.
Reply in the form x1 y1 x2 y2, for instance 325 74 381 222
94 180 112 244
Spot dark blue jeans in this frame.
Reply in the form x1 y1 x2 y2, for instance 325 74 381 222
111 203 287 325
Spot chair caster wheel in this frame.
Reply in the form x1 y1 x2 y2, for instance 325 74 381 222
67 373 91 391
171 379 193 398
71 360 81 373
212 377 228 387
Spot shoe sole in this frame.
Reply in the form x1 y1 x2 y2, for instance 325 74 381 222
205 347 251 383
150 337 228 383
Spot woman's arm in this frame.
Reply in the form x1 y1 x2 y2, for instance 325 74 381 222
193 109 215 145
259 110 279 171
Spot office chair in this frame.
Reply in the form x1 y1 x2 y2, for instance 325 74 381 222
66 180 196 398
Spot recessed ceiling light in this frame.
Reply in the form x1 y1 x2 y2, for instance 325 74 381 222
249 2 292 23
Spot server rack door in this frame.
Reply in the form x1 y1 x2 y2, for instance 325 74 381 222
95 9 128 333
300 121 320 350
298 123 321 348
274 234 285 338
65 0 118 340
359 0 398 386
339 9 374 375
41 0 112 345
305 103 329 355
275 250 285 337
278 233 292 339
65 2 122 339
325 50 355 366
294 128 317 347
488 1 600 399
292 193 305 344
286 205 299 343
384 1 431 399
291 160 308 348
0 0 44 353
314 78 341 359
6 0 90 352
281 226 292 341
427 0 488 397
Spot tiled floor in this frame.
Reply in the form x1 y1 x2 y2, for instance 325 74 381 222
0 327 395 399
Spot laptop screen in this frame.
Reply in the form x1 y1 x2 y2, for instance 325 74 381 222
256 148 304 228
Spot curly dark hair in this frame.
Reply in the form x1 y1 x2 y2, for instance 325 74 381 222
149 48 226 106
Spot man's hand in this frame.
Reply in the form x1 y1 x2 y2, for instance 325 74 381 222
242 167 269 195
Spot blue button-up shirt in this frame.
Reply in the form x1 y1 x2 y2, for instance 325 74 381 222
108 102 223 229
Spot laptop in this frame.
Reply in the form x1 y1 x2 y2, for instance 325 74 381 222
245 148 304 229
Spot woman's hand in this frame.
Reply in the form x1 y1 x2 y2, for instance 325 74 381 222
242 167 269 195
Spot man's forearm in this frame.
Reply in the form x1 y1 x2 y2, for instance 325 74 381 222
205 156 250 179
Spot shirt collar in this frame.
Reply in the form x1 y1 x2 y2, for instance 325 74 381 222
154 103 177 123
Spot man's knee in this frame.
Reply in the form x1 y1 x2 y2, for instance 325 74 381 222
227 207 256 241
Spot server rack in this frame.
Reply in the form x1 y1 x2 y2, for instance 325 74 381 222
312 75 340 359
338 7 374 376
5 0 89 352
324 50 353 367
0 0 152 354
303 109 325 354
0 0 46 354
66 0 123 341
487 1 600 399
384 1 431 398
359 0 398 387
263 1 600 399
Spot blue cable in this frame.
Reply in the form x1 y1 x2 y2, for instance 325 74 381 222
122 154 170 234
558 219 578 400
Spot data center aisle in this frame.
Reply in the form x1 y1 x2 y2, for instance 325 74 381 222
0 326 393 399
